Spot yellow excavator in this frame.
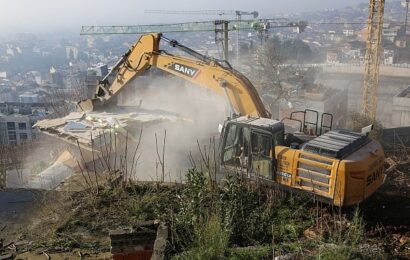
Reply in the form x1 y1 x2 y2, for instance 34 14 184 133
50 33 386 207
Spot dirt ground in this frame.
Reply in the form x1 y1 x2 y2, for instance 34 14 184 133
1 157 409 259
361 158 410 259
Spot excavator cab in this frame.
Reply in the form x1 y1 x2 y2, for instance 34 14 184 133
220 116 284 179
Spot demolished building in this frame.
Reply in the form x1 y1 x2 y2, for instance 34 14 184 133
34 108 191 151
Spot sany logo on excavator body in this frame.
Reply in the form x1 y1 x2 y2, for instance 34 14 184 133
169 63 201 78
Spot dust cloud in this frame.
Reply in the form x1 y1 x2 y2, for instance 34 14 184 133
7 73 228 187
120 74 228 182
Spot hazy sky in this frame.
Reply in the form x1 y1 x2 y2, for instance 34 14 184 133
0 0 365 33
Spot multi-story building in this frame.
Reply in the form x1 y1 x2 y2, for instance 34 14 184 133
0 114 35 145
0 101 52 145
383 49 395 65
19 93 39 103
395 36 407 48
85 64 108 98
326 50 340 63
279 86 349 132
383 26 400 42
392 86 410 127
49 67 64 86
65 46 79 60
342 29 355 37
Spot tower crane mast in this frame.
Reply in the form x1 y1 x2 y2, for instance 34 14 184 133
362 0 385 120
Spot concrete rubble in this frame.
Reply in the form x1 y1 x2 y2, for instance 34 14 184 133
109 221 168 260
6 150 78 190
29 150 77 190
34 109 191 150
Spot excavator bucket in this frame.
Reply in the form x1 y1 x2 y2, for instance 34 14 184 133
76 99 95 112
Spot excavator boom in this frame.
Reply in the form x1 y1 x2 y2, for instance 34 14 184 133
78 33 270 118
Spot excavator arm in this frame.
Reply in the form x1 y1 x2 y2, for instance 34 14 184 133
78 33 270 118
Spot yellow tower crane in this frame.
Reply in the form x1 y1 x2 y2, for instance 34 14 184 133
362 0 385 120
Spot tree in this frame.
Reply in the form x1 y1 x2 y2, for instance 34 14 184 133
281 39 313 63
68 49 75 60
249 39 297 116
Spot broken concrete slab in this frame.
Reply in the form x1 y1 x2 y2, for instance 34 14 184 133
64 111 85 121
33 117 67 129
6 150 78 190
26 150 78 190
35 107 191 151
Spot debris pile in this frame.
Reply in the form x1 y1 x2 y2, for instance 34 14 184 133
384 155 410 192
35 109 190 150
31 150 78 190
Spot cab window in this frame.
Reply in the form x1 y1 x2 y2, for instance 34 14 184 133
250 131 272 179
272 129 284 146
222 123 251 168
223 124 237 163
251 132 271 157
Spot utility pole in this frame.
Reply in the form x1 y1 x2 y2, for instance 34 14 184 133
236 13 240 64
224 21 229 62
215 20 230 61
405 0 409 35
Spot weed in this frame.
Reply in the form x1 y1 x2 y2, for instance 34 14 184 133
27 167 377 259
173 213 230 260
227 245 271 260
316 244 363 260
315 207 366 259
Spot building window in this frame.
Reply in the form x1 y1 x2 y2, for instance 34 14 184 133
18 122 27 130
8 132 16 141
19 133 28 140
7 122 15 130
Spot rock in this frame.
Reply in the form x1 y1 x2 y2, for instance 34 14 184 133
274 253 294 260
13 240 30 247
399 236 408 246
303 227 318 239
152 223 169 260
392 233 402 241
359 243 385 258
0 254 13 260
